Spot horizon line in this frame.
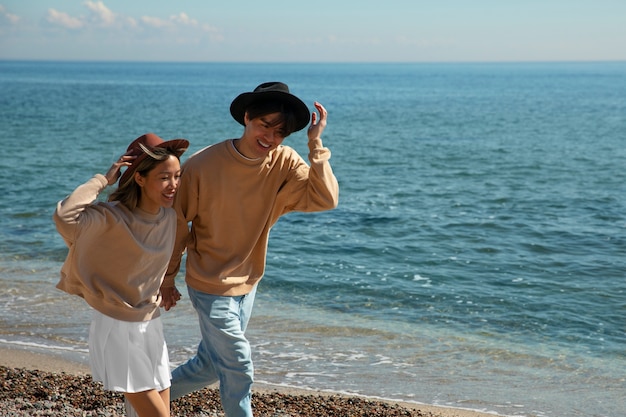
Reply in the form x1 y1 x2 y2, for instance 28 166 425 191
1 58 625 65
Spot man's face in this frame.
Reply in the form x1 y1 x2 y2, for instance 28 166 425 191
238 112 287 159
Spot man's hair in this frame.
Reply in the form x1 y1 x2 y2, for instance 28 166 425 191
245 100 300 138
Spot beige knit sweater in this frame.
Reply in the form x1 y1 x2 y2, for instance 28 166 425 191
54 174 176 322
163 138 339 296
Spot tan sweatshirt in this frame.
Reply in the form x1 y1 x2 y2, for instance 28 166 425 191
54 174 177 322
163 138 339 296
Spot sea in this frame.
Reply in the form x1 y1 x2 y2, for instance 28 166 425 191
0 60 624 417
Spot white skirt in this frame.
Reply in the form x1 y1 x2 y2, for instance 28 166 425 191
88 310 171 393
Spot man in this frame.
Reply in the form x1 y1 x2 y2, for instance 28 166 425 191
160 81 339 417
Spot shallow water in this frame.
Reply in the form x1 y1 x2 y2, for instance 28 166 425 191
1 61 625 417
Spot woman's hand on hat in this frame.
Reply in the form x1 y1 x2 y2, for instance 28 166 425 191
307 101 327 141
104 153 136 186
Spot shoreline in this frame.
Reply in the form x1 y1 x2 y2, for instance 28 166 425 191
0 346 501 417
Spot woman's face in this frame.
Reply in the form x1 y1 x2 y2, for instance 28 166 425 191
135 155 181 214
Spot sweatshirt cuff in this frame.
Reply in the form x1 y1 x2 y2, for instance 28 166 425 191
93 173 109 188
308 138 331 163
308 137 323 150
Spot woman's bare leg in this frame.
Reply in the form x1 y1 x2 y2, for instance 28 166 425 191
124 388 170 417
159 388 171 415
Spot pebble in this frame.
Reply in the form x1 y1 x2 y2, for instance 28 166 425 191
1 366 437 416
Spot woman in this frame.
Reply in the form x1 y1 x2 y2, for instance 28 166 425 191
54 133 188 417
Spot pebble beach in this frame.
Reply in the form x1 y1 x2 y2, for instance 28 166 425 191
0 347 496 417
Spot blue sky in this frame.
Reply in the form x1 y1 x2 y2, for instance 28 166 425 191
1 1 625 62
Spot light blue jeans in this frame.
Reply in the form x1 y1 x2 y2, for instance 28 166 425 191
170 285 256 417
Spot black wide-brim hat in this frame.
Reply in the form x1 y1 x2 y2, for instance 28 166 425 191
229 82 310 132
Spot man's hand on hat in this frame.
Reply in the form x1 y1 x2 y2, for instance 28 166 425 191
105 152 136 186
307 101 327 141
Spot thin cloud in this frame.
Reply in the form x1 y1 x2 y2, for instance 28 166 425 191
0 5 20 24
141 12 220 35
141 15 172 29
46 8 84 30
40 1 220 39
170 12 197 26
125 16 138 29
84 1 116 27
172 12 220 36
139 14 194 30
